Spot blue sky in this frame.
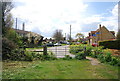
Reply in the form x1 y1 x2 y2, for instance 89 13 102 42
11 0 118 38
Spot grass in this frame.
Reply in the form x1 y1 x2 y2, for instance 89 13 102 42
2 59 119 79
26 47 43 51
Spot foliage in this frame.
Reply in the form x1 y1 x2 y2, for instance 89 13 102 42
53 29 64 42
5 28 22 46
2 37 17 60
69 45 83 54
75 52 85 60
1 1 14 36
3 48 57 61
63 55 72 60
69 44 120 66
99 40 120 50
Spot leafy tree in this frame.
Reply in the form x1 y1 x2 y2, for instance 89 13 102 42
53 29 63 42
75 33 84 41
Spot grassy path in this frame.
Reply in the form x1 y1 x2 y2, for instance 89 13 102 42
2 59 118 79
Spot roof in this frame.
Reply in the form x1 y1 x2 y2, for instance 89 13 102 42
110 31 115 35
91 31 97 34
90 26 115 35
14 29 29 34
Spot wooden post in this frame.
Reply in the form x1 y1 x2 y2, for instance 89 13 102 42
43 45 47 55
83 46 86 59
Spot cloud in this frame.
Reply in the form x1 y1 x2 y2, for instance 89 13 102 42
80 4 118 36
11 0 88 38
11 1 118 38
101 4 118 35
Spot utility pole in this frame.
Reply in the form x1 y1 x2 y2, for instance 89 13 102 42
65 33 66 41
16 18 17 29
22 22 25 31
15 18 17 37
70 24 71 43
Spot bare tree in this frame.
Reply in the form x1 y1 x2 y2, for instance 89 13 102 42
53 29 63 42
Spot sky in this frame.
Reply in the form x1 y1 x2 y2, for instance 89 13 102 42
11 0 119 39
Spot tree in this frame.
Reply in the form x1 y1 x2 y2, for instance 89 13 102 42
1 1 13 36
117 29 120 40
75 33 84 41
53 29 63 42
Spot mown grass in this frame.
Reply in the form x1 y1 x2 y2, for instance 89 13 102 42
2 59 119 79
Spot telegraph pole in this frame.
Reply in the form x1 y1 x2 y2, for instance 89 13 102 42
65 33 66 41
15 18 17 38
70 24 71 43
15 18 17 29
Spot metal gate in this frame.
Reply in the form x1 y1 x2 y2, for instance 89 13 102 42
47 45 70 58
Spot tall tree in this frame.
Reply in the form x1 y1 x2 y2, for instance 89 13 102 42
53 29 63 42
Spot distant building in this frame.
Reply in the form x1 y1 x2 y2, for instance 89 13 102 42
14 29 43 38
88 24 115 45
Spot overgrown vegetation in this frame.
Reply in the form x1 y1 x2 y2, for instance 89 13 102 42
69 44 120 66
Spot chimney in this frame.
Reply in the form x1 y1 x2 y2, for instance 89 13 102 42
22 22 25 31
99 24 101 29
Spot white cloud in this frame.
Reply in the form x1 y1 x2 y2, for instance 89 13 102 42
11 0 88 38
11 1 118 38
83 15 104 24
101 4 118 35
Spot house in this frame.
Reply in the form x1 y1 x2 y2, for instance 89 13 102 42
14 29 44 45
14 29 43 38
88 24 115 45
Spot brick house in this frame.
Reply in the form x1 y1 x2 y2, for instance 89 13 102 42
88 24 115 45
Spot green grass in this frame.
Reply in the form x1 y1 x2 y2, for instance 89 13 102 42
2 59 119 79
26 47 43 51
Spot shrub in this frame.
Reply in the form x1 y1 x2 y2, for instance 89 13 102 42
69 45 84 54
109 56 120 66
99 40 120 49
63 55 72 60
2 37 18 60
75 52 85 60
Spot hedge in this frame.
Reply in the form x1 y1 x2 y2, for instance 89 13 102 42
99 40 120 50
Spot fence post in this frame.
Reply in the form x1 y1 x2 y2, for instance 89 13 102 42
43 45 47 55
83 46 86 59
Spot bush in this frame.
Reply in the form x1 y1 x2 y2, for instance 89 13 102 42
69 45 84 54
63 55 72 60
2 37 18 60
75 52 85 60
99 40 120 49
69 44 120 66
109 56 120 66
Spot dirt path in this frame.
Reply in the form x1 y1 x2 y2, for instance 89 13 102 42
86 57 101 65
